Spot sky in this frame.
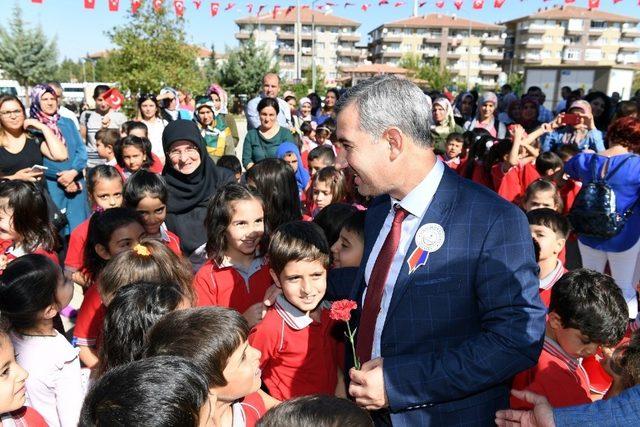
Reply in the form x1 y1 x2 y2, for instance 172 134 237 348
2 0 640 61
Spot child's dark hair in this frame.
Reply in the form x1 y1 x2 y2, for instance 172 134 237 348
269 221 330 276
341 210 366 240
321 118 337 143
97 282 187 377
463 129 495 179
144 307 250 387
0 254 62 331
300 121 314 136
485 139 513 173
204 183 267 263
446 132 464 145
526 208 570 240
549 269 628 347
95 128 120 149
86 164 123 198
216 155 242 175
120 120 148 138
313 166 348 205
555 144 580 163
79 356 209 427
313 203 357 247
114 135 154 169
257 97 279 114
307 145 335 166
523 179 564 213
83 207 142 282
0 180 57 252
92 85 110 100
245 158 302 230
257 394 373 427
618 330 640 388
535 152 564 176
124 169 168 208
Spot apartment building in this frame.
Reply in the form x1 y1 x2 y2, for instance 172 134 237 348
367 14 506 89
502 5 640 74
235 9 361 83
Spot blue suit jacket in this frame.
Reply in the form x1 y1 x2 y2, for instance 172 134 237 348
349 166 547 426
553 384 640 427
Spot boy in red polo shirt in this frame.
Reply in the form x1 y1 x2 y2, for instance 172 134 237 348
527 208 569 308
248 221 344 401
511 269 628 409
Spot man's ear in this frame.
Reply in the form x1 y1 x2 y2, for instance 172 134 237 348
384 127 404 161
270 269 282 288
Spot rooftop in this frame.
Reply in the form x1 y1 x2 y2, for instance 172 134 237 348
502 5 640 24
339 63 409 74
375 14 503 31
236 8 359 27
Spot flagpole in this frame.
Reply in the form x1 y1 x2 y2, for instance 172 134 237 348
413 0 418 16
295 0 301 81
312 0 317 92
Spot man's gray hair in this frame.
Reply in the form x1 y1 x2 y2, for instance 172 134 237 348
335 75 433 148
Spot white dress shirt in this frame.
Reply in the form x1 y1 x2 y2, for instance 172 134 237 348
364 160 445 359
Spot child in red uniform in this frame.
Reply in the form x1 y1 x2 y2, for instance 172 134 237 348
535 152 582 214
123 169 181 255
248 221 344 400
145 307 280 427
0 181 59 270
511 269 628 409
440 133 465 171
0 316 47 427
65 165 124 286
114 135 163 180
73 208 145 368
194 183 271 328
527 208 569 307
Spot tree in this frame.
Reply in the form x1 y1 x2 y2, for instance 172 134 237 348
204 43 219 84
0 4 57 97
107 2 204 95
217 38 277 96
399 54 453 91
399 52 422 75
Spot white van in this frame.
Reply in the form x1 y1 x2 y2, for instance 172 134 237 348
0 80 26 104
61 82 86 105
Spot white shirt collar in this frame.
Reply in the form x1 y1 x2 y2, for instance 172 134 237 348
391 159 445 219
274 294 313 330
539 260 564 291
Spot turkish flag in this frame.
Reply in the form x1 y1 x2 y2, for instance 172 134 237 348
361 4 369 11
211 2 220 15
473 0 483 9
588 0 600 8
257 4 266 15
564 0 575 3
285 5 295 15
174 0 185 16
272 5 280 19
394 1 405 6
247 3 253 13
153 0 164 12
436 0 444 7
378 0 388 5
84 0 95 9
31 0 43 3
108 0 119 11
193 0 202 9
494 0 505 7
132 0 142 13
419 1 426 7
454 0 463 10
102 88 125 111
225 2 235 11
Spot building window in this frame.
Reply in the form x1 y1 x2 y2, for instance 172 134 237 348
591 21 607 29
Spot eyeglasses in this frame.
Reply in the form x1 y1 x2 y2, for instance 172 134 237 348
168 146 199 159
0 109 23 117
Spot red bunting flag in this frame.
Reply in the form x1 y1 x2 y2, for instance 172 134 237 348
436 0 444 7
108 0 119 11
394 1 405 6
131 0 142 13
153 0 163 12
31 0 43 3
361 3 369 10
494 0 505 7
224 2 234 10
211 1 220 15
419 1 427 7
564 0 575 3
588 0 600 8
272 5 280 18
344 1 355 6
454 0 463 9
285 5 295 15
613 0 622 3
325 1 337 6
378 0 389 4
193 0 202 9
84 0 96 9
174 0 185 16
473 0 484 9
102 88 125 111
257 4 266 14
246 3 253 13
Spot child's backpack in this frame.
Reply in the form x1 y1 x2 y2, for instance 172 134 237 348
568 154 639 239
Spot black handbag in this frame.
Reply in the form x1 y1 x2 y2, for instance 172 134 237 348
568 154 639 239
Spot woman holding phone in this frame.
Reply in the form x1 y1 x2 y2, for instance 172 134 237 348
0 94 67 183
540 100 605 153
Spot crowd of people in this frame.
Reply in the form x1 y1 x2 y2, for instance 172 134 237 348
0 71 639 427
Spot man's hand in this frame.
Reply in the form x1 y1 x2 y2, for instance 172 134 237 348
348 357 389 410
495 390 555 427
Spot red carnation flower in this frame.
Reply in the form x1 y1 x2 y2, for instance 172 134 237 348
330 299 357 322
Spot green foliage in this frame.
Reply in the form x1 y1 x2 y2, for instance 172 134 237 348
204 43 219 85
0 4 58 93
107 2 204 95
507 72 524 96
399 54 453 91
281 66 327 98
399 52 422 73
53 57 115 82
217 38 277 96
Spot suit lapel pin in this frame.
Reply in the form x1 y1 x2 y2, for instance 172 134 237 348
407 223 445 274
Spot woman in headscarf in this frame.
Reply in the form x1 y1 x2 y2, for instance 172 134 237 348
157 87 193 122
161 120 234 267
463 92 507 139
498 97 521 126
276 141 310 195
30 84 89 235
193 94 234 163
540 100 605 153
517 96 543 134
430 97 464 152
453 92 476 126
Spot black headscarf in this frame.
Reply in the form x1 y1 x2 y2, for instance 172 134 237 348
162 120 232 214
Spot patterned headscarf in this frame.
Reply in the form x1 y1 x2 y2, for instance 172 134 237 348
432 97 457 135
29 84 65 145
206 84 228 115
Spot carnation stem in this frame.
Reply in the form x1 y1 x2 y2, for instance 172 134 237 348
346 321 361 370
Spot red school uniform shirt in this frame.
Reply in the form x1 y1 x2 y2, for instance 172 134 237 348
0 241 58 268
65 216 91 272
156 223 181 256
232 392 268 427
492 161 540 204
73 283 105 349
438 154 463 172
2 406 48 427
193 256 271 314
538 260 567 308
558 178 582 215
511 336 591 409
248 295 342 401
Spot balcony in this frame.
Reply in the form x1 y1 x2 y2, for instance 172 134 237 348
566 26 584 35
446 51 463 58
480 50 503 59
382 34 403 42
522 24 550 34
619 41 640 51
483 37 505 46
235 31 251 40
525 38 543 46
338 33 361 42
336 47 361 58
622 25 640 36
277 46 295 55
382 50 403 58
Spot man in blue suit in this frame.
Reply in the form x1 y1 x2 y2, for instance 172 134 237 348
335 75 547 426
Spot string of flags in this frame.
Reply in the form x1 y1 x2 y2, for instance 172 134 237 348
29 0 627 17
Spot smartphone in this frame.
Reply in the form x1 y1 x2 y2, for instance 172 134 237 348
30 165 48 173
560 113 581 126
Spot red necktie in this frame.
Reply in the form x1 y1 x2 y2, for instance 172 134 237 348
356 205 408 364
